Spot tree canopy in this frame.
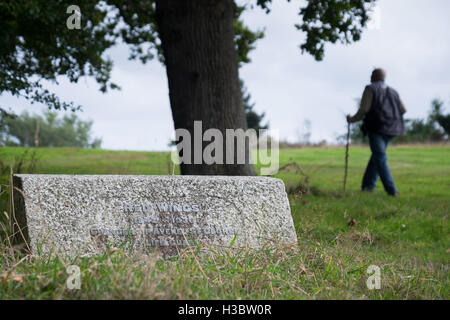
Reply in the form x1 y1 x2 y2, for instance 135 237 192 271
0 0 376 111
240 80 268 134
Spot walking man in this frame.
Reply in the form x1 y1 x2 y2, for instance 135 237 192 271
347 68 406 196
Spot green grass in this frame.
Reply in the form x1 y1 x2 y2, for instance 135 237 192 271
0 145 449 299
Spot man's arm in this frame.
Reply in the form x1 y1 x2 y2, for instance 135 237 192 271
399 98 407 114
347 86 372 123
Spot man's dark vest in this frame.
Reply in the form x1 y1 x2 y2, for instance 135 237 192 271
362 81 405 136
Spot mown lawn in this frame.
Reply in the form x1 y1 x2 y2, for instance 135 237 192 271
0 145 448 299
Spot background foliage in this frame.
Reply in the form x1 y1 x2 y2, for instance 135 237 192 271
0 110 101 148
0 0 376 112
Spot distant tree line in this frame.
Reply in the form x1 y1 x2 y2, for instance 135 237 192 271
0 110 101 148
347 99 450 144
240 80 268 135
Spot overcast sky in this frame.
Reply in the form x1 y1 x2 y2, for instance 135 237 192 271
2 0 450 151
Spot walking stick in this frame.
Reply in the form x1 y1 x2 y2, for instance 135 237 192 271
343 122 350 192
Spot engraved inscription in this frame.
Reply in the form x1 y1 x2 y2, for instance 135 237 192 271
90 226 239 238
89 200 239 249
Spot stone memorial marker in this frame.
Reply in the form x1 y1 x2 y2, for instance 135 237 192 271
13 174 297 257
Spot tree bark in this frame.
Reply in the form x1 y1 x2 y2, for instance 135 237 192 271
155 0 256 176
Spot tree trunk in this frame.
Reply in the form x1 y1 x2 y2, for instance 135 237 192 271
155 0 256 176
34 118 40 148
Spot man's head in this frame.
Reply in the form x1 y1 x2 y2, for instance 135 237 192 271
371 68 386 83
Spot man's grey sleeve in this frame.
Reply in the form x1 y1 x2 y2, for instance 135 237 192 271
399 99 407 114
348 86 372 123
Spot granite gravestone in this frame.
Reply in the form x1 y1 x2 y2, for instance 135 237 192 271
13 175 297 256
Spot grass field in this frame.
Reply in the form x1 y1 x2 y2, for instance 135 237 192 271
0 145 449 299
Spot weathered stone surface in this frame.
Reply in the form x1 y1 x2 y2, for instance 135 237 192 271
13 174 297 256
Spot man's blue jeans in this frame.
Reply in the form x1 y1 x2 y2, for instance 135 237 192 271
362 132 398 195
